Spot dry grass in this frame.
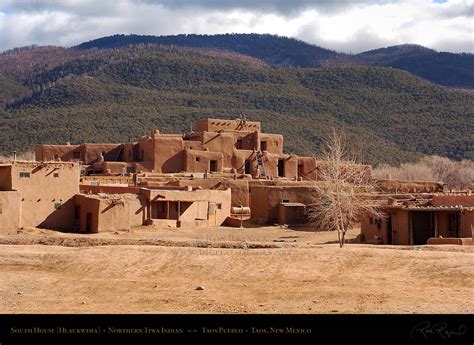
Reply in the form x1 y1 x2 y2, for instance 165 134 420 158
0 226 472 314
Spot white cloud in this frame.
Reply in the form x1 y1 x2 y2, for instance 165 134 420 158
0 0 472 53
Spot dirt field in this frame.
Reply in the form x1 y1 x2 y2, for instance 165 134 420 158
0 225 472 314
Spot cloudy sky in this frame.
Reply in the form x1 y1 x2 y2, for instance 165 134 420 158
0 0 472 53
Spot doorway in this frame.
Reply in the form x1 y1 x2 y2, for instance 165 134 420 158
86 212 93 233
411 212 434 245
278 159 285 177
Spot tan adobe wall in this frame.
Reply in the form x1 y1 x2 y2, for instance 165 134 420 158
74 194 100 233
183 150 223 173
74 194 145 233
153 134 184 173
170 178 250 207
431 195 474 207
257 133 283 154
81 144 123 164
0 191 21 232
377 179 443 193
196 118 261 132
250 185 318 223
461 210 474 237
10 162 80 229
183 140 204 151
35 144 80 162
201 131 236 167
264 153 298 179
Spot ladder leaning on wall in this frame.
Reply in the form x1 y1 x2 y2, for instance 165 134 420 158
255 150 269 179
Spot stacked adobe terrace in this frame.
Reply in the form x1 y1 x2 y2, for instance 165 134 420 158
35 118 350 181
1 118 471 243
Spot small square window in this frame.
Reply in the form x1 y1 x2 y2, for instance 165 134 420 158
53 173 59 178
54 203 62 210
216 203 222 210
19 172 31 178
195 157 200 162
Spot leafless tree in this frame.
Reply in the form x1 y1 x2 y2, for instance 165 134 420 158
308 129 384 247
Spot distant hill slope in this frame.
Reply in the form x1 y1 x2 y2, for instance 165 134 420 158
0 45 473 165
76 34 474 88
356 44 474 89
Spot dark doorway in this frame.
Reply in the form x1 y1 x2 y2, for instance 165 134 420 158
209 160 217 172
386 213 393 245
278 159 285 177
86 212 93 233
236 139 243 149
411 212 434 245
448 213 459 237
260 141 267 151
244 160 251 174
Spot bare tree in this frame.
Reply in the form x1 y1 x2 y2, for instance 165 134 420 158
308 129 384 247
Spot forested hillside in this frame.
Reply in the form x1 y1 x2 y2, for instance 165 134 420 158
77 34 474 88
0 44 472 165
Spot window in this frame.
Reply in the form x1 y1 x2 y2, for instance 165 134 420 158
195 157 200 162
54 203 62 210
19 171 31 179
236 139 243 149
53 173 59 178
260 141 267 151
216 203 222 210
209 160 217 172
73 151 80 159
53 154 59 160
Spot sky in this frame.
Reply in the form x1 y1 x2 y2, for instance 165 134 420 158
0 0 472 54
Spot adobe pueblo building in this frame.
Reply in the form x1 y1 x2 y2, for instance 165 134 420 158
1 117 472 245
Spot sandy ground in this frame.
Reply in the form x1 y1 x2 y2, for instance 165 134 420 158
0 225 473 314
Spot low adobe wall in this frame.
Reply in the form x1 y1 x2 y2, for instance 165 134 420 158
427 238 473 245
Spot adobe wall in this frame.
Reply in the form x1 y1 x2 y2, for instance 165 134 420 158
377 179 443 193
360 214 388 244
196 118 261 132
80 185 142 195
138 136 154 162
297 157 318 180
257 133 283 154
232 149 256 175
250 185 318 223
184 140 204 151
145 188 231 226
461 210 474 237
153 134 184 173
10 162 80 230
74 194 100 233
170 178 249 207
81 144 123 164
0 191 21 232
431 195 474 207
202 132 236 167
97 195 145 232
35 144 80 162
183 150 223 173
264 153 298 179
